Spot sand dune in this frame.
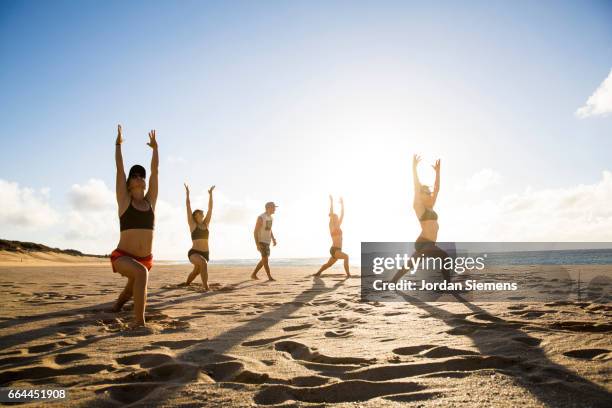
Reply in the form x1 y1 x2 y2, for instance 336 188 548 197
0 264 610 407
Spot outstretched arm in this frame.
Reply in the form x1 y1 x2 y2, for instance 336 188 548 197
115 125 129 212
412 154 422 207
204 185 215 226
431 159 441 207
145 130 159 209
185 183 195 230
329 194 334 216
338 197 345 225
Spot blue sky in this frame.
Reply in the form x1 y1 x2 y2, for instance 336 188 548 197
1 1 611 259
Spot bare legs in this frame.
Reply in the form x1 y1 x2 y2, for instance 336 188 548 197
315 251 350 277
111 257 149 326
111 277 134 312
188 254 209 290
185 264 200 286
251 256 274 281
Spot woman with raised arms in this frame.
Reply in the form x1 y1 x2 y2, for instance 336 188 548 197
314 195 350 277
184 183 215 290
110 125 158 327
392 154 450 283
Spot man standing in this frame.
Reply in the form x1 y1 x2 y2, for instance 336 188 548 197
251 202 277 281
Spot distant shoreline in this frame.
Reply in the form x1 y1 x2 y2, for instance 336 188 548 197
0 239 108 260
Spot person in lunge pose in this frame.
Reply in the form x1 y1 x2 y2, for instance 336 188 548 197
391 154 450 283
184 183 215 289
110 124 159 327
251 202 277 281
314 195 350 277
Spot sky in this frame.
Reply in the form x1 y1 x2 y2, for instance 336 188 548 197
1 0 612 260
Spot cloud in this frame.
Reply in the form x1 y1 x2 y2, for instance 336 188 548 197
446 170 612 241
576 68 612 118
0 179 59 228
462 168 502 192
69 179 115 211
189 190 258 225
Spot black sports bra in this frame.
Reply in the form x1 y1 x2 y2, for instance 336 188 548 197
191 225 209 240
419 208 438 221
120 200 155 231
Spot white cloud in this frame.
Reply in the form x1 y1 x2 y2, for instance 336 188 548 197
576 68 612 118
446 170 612 241
69 179 115 211
462 168 502 192
0 179 59 228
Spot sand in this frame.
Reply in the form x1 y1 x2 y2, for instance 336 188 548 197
0 258 610 407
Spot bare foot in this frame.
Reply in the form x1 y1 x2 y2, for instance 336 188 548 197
313 273 321 278
267 277 276 281
130 320 146 329
251 273 259 280
110 303 123 313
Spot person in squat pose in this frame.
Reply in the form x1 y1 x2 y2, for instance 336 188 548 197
110 124 159 327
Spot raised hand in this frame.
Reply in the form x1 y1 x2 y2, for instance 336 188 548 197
208 185 216 194
432 159 441 172
339 196 344 205
147 130 157 149
116 124 123 145
413 154 421 168
329 194 333 203
184 183 190 195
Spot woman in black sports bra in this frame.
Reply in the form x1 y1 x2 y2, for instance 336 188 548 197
314 195 351 277
110 124 159 327
184 183 215 289
392 154 450 282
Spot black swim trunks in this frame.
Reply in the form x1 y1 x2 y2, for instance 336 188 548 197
188 248 209 262
330 246 341 257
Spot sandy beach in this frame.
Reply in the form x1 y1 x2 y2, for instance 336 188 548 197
0 259 610 407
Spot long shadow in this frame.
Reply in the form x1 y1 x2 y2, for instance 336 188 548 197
396 291 612 408
148 276 349 407
0 277 255 332
0 279 258 370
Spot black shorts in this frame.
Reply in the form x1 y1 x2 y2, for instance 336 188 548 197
414 237 435 252
188 248 209 262
258 242 270 257
330 246 341 257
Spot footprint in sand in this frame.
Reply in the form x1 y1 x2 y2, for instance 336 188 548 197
563 349 609 360
96 383 162 404
116 353 175 368
549 321 612 333
392 345 437 356
283 323 313 332
51 353 89 365
27 343 58 353
511 336 542 347
0 363 114 387
254 380 426 405
152 339 206 349
274 340 375 365
325 330 352 338
392 345 478 358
